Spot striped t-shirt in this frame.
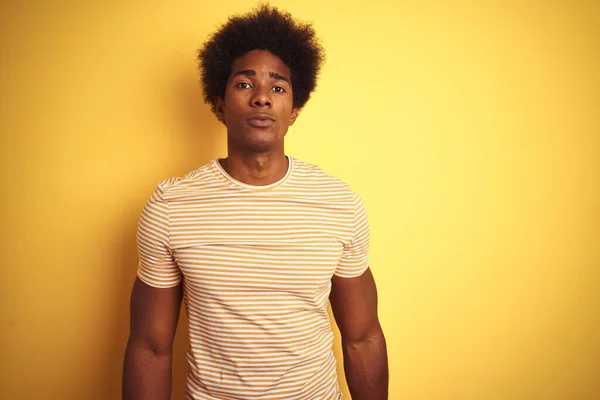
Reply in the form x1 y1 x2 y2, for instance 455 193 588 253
136 156 370 400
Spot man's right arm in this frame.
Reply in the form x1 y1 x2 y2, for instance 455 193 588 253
122 277 183 400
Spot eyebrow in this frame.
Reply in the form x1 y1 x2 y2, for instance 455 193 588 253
232 69 291 84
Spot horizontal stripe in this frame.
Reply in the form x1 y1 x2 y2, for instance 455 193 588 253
137 157 368 399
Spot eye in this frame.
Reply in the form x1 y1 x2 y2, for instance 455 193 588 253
237 82 252 89
272 86 286 93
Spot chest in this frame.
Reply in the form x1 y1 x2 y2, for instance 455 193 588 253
168 195 352 294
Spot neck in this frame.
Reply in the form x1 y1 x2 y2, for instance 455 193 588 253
220 147 288 186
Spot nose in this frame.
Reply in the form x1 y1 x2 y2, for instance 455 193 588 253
251 86 272 107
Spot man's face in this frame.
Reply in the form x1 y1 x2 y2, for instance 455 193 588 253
215 50 299 153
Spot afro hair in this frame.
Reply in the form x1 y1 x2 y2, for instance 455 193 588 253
197 4 325 114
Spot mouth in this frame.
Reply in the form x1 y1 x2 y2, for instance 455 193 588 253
247 113 275 128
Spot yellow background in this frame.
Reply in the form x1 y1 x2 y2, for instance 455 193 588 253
1 0 598 399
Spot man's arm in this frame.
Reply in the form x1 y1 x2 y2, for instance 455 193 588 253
122 278 183 400
330 267 388 400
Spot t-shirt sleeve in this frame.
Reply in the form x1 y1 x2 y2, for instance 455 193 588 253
335 191 371 278
136 183 182 288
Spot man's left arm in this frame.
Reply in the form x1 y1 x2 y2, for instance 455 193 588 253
330 267 388 399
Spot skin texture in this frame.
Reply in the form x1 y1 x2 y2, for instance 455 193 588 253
122 50 388 399
215 49 298 186
330 268 389 399
122 279 182 400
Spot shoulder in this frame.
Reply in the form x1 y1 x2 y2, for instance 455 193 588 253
291 158 360 200
149 161 217 201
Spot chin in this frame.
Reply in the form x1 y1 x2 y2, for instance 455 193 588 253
245 138 278 152
227 125 284 152
244 130 281 151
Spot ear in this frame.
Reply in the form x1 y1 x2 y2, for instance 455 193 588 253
214 97 226 124
289 107 299 126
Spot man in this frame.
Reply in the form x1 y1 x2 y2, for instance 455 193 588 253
123 5 388 399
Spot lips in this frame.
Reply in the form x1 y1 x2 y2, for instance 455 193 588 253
247 113 275 128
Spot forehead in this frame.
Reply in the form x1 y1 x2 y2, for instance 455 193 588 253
230 50 291 78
